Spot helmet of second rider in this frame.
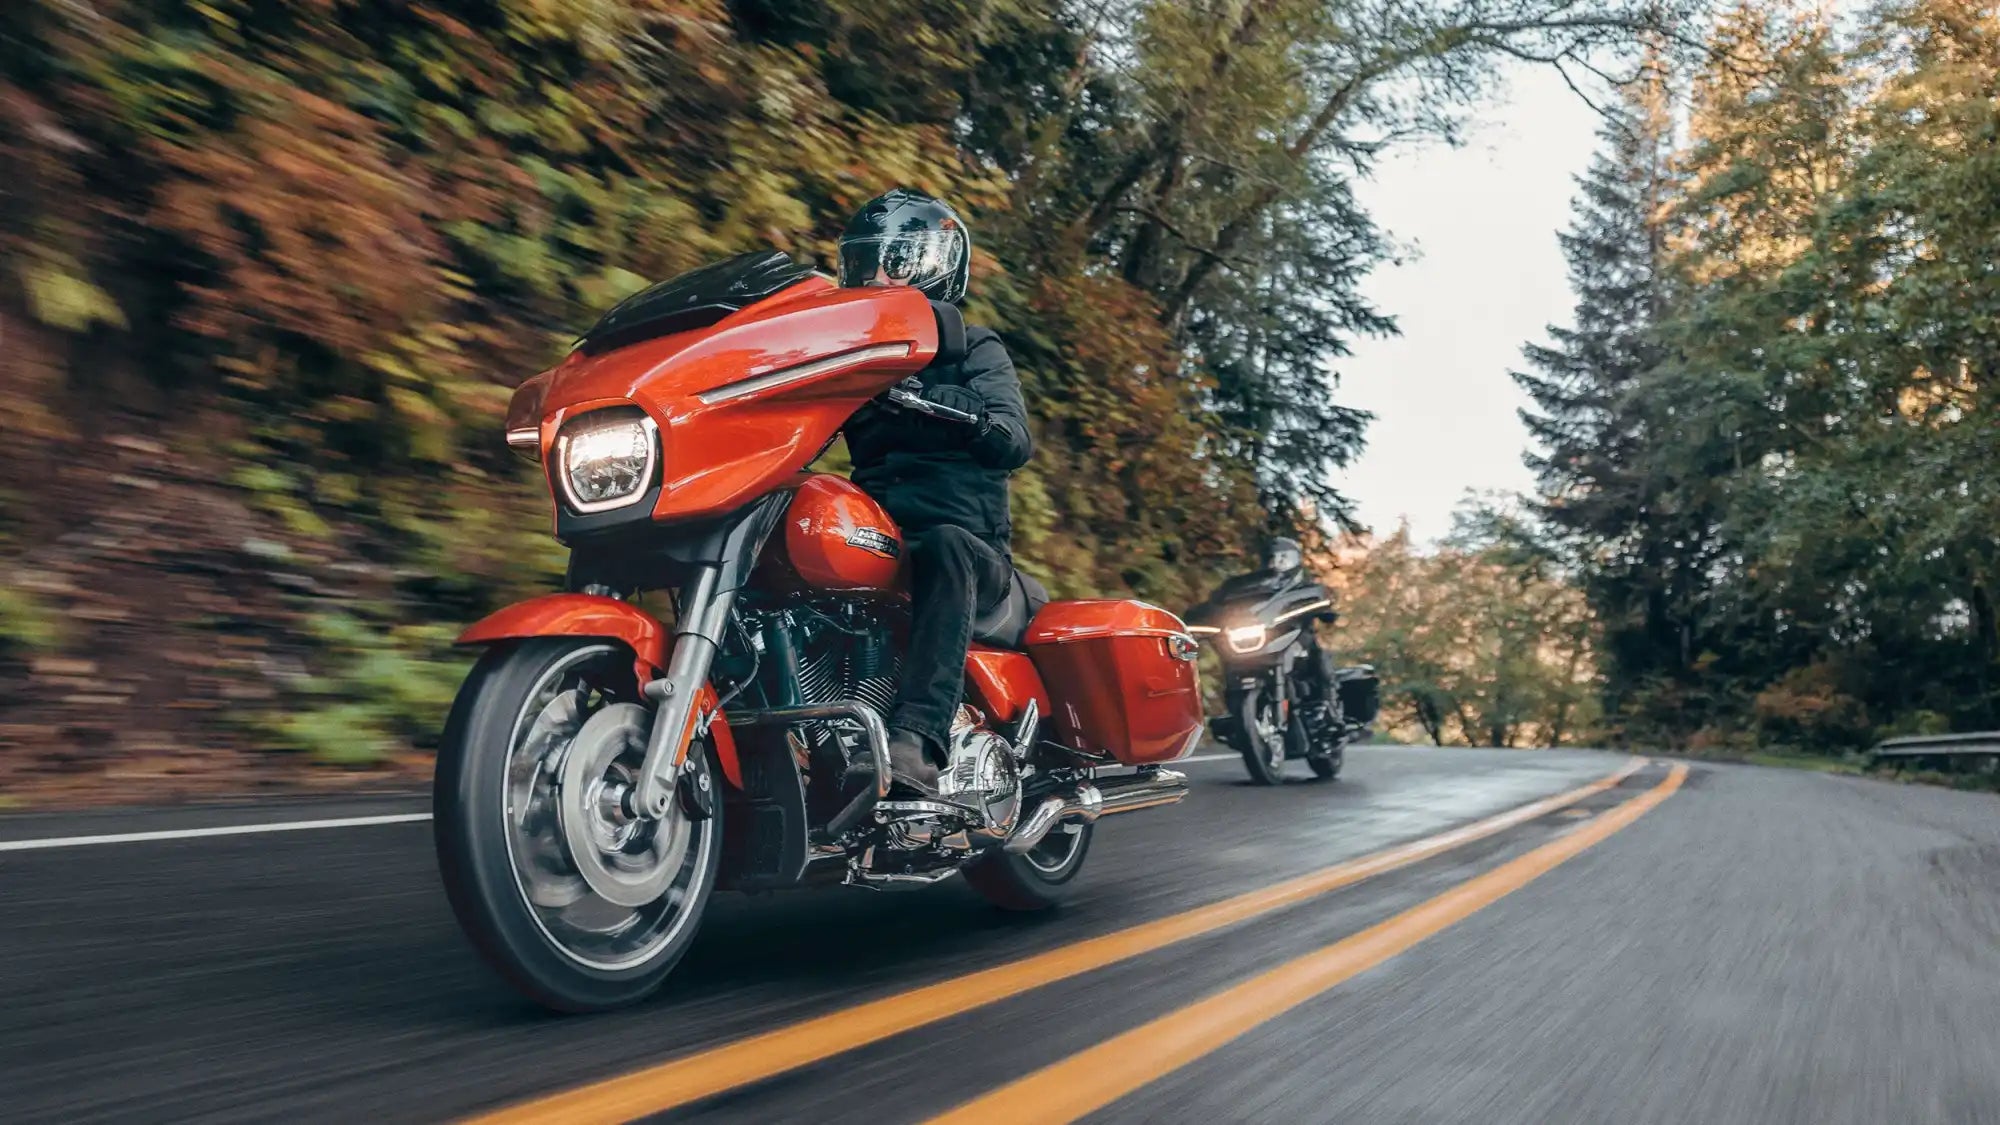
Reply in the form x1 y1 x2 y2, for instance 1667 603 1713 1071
837 188 972 305
1261 536 1303 577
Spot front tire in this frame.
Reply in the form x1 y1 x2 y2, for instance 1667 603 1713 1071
434 638 722 1012
1235 689 1288 786
965 823 1093 911
1305 705 1346 781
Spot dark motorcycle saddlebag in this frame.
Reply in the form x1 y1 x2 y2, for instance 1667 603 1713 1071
1025 601 1203 766
1336 665 1381 726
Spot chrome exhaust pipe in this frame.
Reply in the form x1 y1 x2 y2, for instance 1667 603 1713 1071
1002 768 1186 854
1005 799 1063 854
1003 786 1098 854
1096 768 1189 816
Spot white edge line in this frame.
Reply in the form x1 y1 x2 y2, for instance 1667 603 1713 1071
6 758 1233 851
4 763 1238 850
0 753 1643 852
0 812 433 853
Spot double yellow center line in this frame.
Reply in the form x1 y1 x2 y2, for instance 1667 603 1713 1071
929 762 1687 1122
469 759 1666 1125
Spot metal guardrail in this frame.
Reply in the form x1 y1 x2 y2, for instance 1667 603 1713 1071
1873 731 2000 756
1870 731 2000 764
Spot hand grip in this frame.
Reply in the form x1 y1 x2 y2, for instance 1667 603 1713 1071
886 386 980 426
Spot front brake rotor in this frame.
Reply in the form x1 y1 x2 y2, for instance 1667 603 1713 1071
558 703 693 908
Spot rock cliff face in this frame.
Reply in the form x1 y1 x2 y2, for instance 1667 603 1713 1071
0 422 493 805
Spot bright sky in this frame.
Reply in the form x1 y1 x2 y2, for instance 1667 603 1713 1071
1333 64 1605 543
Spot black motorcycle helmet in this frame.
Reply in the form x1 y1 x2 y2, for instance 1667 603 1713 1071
837 188 972 305
1262 536 1303 576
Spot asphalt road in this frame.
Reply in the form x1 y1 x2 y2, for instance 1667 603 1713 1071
3 746 1998 1124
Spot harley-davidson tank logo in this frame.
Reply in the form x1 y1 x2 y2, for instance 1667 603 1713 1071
846 527 900 559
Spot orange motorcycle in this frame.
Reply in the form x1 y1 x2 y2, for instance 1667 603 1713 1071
434 251 1204 1011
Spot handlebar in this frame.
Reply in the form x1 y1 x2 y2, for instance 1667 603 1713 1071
885 386 981 426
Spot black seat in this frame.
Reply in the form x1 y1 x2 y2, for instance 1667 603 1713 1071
970 569 1050 650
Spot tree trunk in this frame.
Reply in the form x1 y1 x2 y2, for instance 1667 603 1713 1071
1414 693 1444 746
1973 579 1997 726
1121 137 1188 289
1451 700 1478 746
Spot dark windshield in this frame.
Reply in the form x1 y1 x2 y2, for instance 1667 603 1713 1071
574 251 815 356
1191 570 1329 622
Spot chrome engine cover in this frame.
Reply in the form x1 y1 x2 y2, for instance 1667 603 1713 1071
873 709 1022 858
938 724 1022 846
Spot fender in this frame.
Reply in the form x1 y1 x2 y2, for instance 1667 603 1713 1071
964 645 1052 724
458 593 742 789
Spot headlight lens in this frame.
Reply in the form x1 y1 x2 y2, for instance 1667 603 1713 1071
1226 624 1267 653
557 409 657 512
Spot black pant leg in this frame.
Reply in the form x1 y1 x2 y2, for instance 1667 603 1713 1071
1301 635 1337 701
894 525 1012 753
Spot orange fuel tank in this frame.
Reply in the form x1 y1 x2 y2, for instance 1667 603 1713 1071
778 474 903 591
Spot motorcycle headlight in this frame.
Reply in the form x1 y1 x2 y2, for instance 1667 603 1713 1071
1226 624 1267 653
556 409 658 513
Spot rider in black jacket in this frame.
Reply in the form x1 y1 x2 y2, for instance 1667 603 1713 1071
838 189 1032 794
1212 537 1339 695
845 328 1031 552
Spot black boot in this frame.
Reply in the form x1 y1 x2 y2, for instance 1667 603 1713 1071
888 728 942 796
1303 699 1342 751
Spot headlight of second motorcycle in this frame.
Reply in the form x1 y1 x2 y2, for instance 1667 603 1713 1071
1225 624 1267 653
556 408 658 512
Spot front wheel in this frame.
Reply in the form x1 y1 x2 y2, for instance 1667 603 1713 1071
965 822 1093 911
1235 688 1288 786
1305 699 1347 781
433 638 722 1012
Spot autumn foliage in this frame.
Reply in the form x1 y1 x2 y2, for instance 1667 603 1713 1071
0 1 1280 791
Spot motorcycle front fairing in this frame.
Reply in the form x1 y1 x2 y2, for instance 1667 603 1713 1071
480 279 945 818
1188 580 1333 670
515 277 942 540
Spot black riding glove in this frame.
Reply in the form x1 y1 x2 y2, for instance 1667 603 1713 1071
921 384 991 443
923 384 986 421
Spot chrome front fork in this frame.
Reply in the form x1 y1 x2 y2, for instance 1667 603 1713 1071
631 565 733 821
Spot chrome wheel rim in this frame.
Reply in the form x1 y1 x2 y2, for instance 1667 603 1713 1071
1024 822 1085 876
500 645 714 972
1257 700 1285 772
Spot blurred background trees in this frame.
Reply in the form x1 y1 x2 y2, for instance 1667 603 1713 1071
1328 500 1599 748
0 0 1681 789
1514 0 2000 756
12 0 1984 785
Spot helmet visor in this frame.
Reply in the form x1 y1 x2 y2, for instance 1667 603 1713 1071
1265 544 1302 573
838 229 965 293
